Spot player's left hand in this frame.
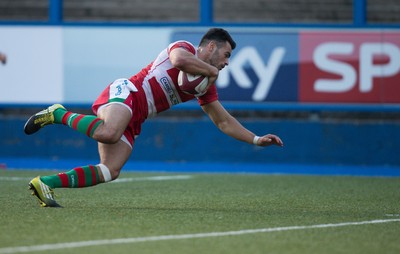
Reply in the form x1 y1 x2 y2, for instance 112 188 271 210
257 134 284 147
0 53 6 65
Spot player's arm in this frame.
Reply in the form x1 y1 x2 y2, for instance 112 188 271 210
169 47 218 85
201 100 284 147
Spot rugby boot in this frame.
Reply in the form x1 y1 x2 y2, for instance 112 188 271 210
29 176 62 208
24 104 65 135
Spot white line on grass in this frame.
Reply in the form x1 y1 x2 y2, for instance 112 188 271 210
112 175 192 183
0 177 29 181
1 219 399 254
385 214 400 217
0 175 192 183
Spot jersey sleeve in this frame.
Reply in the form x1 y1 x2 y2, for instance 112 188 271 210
197 84 218 106
168 41 196 56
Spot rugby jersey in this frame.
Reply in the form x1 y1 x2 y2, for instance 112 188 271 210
128 40 218 118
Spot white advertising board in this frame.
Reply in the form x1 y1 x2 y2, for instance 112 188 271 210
63 27 172 103
0 26 63 103
0 26 172 104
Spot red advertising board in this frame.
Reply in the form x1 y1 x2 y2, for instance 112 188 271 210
300 31 400 103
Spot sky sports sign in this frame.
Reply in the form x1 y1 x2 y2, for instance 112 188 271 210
172 30 400 104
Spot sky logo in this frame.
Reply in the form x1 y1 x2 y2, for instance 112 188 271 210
217 46 286 101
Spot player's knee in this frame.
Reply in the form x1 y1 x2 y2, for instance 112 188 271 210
103 134 122 144
94 127 123 144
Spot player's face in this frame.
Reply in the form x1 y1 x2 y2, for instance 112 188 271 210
209 41 232 70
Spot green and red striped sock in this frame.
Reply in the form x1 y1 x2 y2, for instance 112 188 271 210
40 165 101 188
53 108 103 137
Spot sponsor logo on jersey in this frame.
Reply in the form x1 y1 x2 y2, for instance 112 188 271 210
160 77 180 105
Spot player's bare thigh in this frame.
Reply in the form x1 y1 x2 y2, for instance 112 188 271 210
95 103 133 180
93 103 132 144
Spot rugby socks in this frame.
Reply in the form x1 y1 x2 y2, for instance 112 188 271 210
40 165 104 188
53 108 103 137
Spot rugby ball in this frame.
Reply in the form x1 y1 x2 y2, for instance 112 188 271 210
177 71 209 96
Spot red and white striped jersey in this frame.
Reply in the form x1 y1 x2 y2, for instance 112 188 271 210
129 40 218 118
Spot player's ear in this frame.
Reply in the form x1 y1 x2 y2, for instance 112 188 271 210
207 41 216 53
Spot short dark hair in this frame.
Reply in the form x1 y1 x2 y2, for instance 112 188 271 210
199 28 236 50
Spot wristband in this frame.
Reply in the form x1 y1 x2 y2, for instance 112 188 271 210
253 136 260 145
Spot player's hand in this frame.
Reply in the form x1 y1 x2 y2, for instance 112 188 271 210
257 134 284 147
0 53 6 65
207 68 219 87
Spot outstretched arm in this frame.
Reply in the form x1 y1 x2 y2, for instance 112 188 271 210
201 100 284 147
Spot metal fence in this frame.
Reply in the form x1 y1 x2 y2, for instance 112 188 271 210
0 0 399 27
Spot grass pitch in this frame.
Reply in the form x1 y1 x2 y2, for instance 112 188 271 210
0 169 400 254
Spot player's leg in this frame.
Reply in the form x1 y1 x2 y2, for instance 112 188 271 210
29 140 131 207
97 140 132 181
24 78 137 143
24 104 111 142
93 103 134 181
55 102 131 144
24 104 103 137
36 104 132 187
29 104 133 207
27 78 137 207
38 139 132 187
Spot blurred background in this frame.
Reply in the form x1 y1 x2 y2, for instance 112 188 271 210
0 0 399 175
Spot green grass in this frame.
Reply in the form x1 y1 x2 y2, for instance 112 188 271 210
1 169 400 254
